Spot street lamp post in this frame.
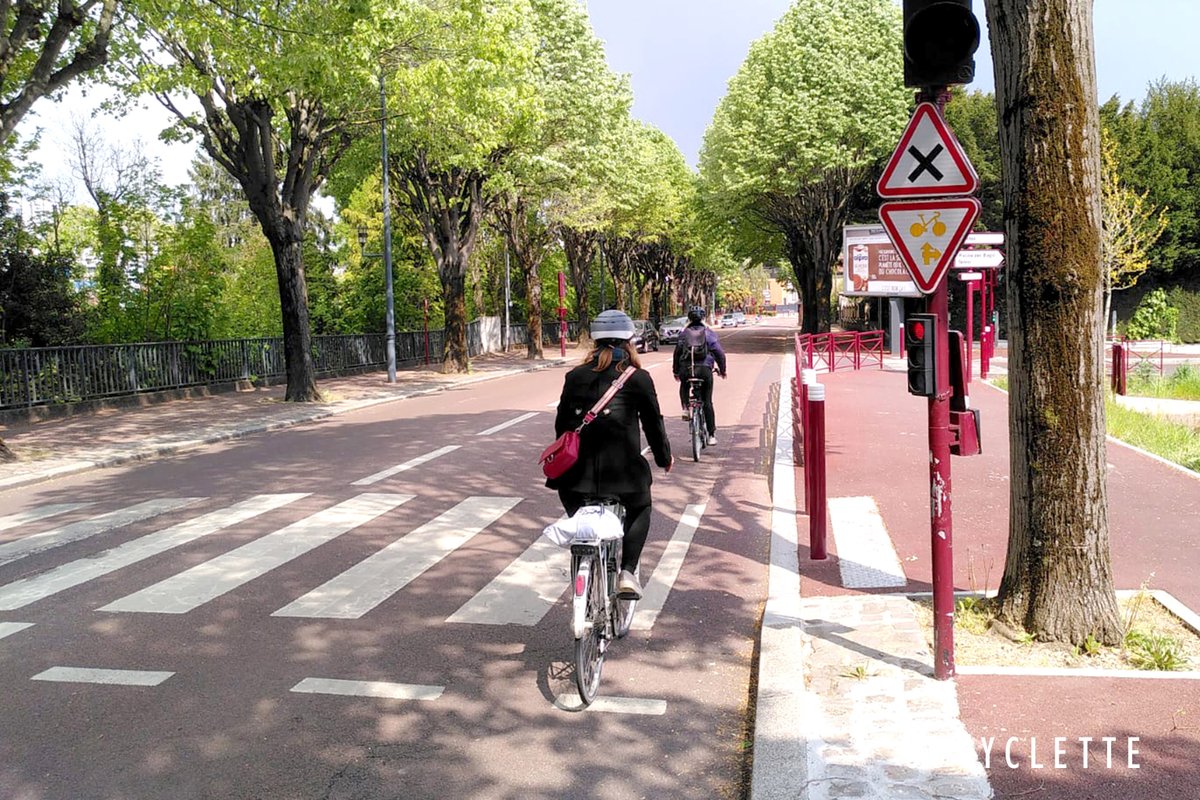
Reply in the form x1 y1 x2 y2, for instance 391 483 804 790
357 71 397 383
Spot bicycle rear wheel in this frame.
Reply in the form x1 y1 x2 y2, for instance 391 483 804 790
691 407 702 461
574 554 605 705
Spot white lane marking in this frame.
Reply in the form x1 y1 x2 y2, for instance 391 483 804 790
553 694 668 715
828 496 907 588
547 400 560 408
351 446 461 486
445 516 570 626
646 363 666 370
290 678 444 700
0 622 33 640
0 498 203 567
0 494 308 611
630 503 707 632
100 494 413 614
476 412 539 436
32 667 174 686
273 497 522 619
0 503 94 533
641 446 651 456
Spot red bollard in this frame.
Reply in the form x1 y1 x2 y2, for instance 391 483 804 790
1113 342 1127 395
899 324 906 358
981 325 991 380
807 383 827 560
801 369 816 508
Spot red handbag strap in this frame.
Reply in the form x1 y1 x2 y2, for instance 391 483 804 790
577 368 636 431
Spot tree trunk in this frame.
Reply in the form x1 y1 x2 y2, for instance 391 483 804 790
563 228 596 337
441 267 470 372
525 264 544 359
988 0 1122 645
0 438 14 463
268 229 320 402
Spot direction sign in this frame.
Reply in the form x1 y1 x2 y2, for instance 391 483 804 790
878 198 982 294
953 249 1005 269
877 102 979 198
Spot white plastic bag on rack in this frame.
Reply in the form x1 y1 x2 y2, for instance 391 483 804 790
542 505 625 547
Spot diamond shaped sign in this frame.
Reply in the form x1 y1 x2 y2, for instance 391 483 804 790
877 102 979 198
879 198 981 294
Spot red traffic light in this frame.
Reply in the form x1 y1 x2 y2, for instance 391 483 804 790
911 320 926 340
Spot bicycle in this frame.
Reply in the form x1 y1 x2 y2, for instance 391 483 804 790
569 498 638 705
686 377 709 462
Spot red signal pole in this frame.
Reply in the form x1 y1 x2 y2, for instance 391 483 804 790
926 91 956 680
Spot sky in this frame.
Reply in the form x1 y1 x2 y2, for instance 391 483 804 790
19 0 1200 202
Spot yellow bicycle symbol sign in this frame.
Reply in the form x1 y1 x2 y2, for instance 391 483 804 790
909 212 947 238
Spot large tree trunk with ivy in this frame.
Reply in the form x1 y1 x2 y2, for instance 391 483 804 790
397 152 489 373
988 0 1122 645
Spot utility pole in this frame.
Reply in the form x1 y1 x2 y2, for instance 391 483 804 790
380 71 396 382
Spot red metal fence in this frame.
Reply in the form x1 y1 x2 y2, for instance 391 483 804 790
794 331 886 374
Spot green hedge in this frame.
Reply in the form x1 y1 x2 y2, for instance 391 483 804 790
1167 287 1200 343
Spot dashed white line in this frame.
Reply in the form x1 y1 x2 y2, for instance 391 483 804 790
32 667 174 686
352 446 461 486
290 678 444 700
553 694 668 715
476 412 539 436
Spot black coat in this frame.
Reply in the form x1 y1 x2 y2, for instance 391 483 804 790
547 359 671 497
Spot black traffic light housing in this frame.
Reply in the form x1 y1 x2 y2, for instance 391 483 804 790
903 0 981 89
905 313 939 397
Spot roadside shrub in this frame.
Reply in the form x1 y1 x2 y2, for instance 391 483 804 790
1126 288 1179 341
1167 287 1200 343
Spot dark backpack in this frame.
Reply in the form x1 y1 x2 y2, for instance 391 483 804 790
679 326 709 370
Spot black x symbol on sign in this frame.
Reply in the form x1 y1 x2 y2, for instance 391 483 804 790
908 144 945 182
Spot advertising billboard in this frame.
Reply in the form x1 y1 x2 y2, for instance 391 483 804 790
842 224 921 297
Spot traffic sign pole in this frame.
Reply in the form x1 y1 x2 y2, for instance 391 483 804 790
928 276 956 680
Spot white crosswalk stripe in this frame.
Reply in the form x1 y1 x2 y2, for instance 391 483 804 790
99 494 413 615
0 498 203 568
0 494 308 611
476 412 538 436
0 503 94 533
630 503 707 632
273 496 521 619
446 516 569 626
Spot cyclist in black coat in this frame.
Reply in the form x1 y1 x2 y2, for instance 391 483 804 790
547 310 673 599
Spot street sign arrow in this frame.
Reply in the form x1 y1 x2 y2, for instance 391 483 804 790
878 198 982 294
877 102 979 198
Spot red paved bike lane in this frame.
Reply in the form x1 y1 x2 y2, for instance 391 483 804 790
799 363 1200 799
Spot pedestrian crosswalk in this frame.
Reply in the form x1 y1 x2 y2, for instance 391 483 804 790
0 494 708 631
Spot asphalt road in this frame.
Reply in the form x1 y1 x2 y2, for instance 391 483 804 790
0 321 794 800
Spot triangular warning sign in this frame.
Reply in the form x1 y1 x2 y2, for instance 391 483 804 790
877 103 979 198
879 198 981 294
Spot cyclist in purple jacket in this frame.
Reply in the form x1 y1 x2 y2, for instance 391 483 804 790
672 307 727 445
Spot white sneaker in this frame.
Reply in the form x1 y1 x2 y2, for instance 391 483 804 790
617 570 643 600
707 435 718 446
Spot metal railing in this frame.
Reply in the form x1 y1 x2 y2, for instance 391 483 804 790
0 319 548 411
796 331 886 373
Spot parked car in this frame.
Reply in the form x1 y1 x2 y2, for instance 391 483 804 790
631 319 660 353
732 311 747 326
720 314 738 328
659 316 689 344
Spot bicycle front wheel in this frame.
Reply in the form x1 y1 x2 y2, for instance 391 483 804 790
574 555 605 705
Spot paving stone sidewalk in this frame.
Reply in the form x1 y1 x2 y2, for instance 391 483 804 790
0 352 571 490
798 595 991 800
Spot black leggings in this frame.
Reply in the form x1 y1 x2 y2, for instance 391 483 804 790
679 366 716 433
558 490 652 573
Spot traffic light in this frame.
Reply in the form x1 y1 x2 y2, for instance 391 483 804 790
905 313 939 397
903 0 981 89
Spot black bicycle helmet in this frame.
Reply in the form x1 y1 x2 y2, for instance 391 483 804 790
687 307 705 324
590 309 635 341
